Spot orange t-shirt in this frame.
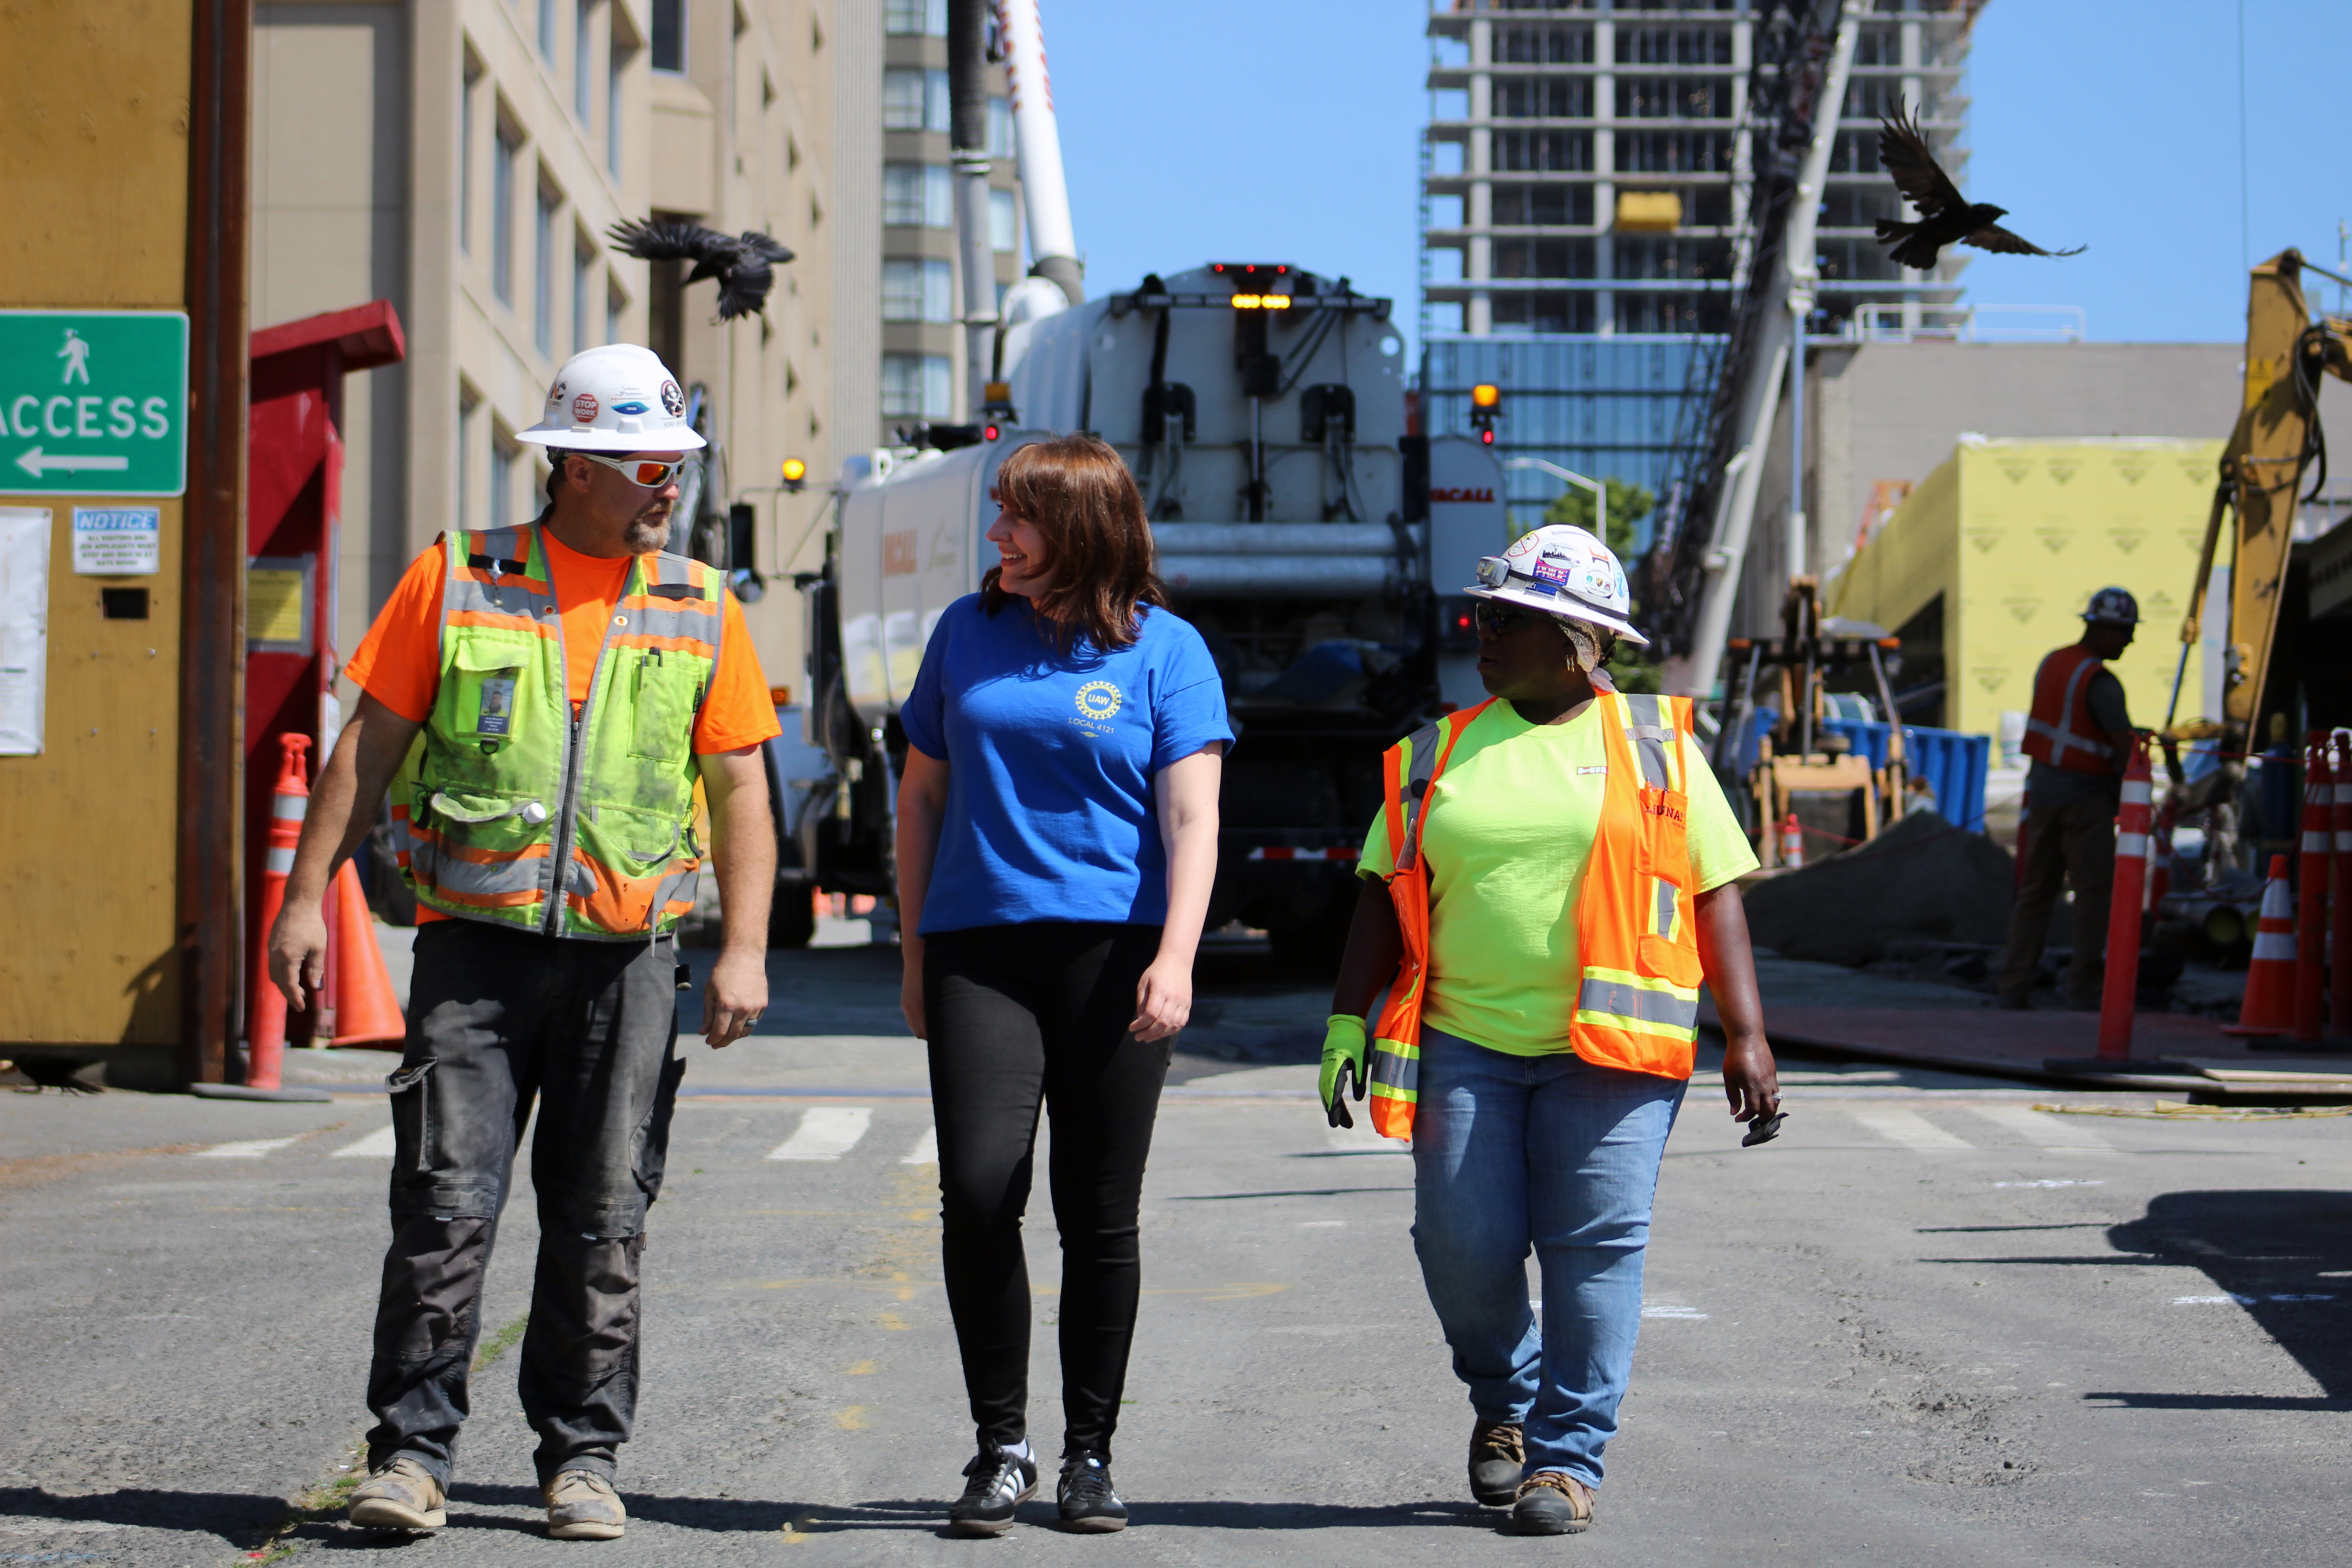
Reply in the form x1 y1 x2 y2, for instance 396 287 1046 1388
344 529 783 922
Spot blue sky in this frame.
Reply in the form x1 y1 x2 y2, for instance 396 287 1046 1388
1040 0 2352 348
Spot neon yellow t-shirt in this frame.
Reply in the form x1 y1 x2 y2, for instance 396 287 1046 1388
1357 698 1759 1057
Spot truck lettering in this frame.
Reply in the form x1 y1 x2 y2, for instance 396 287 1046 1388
1429 486 1494 504
882 529 917 577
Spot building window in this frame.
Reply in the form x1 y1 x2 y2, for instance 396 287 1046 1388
493 121 519 305
607 284 626 347
1617 77 1733 121
882 162 953 227
575 0 595 119
1493 78 1592 119
882 258 954 323
1617 25 1733 66
1614 236 1731 281
573 240 594 355
1497 25 1593 64
1493 237 1595 279
1492 183 1595 226
651 0 684 72
1615 130 1732 173
884 0 946 35
987 97 1013 157
1490 292 1597 335
1614 292 1728 336
457 389 479 528
882 353 953 419
459 59 480 254
490 433 517 529
608 39 627 175
990 189 1018 254
539 0 557 62
1491 130 1592 172
883 67 950 132
535 184 559 353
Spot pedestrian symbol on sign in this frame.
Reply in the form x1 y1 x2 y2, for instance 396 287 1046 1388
58 330 91 386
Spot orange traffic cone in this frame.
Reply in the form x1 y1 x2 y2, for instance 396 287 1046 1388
329 861 407 1049
2223 854 2297 1037
1779 811 1805 870
193 734 331 1102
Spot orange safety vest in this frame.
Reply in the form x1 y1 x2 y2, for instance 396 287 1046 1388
2021 644 2115 775
1365 681 1707 1139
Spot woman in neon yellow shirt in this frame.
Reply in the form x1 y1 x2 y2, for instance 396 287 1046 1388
1323 525 1778 1536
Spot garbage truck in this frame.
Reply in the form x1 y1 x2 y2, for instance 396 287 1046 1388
779 261 1509 965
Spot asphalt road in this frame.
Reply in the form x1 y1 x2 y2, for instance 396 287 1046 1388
3 936 2348 1566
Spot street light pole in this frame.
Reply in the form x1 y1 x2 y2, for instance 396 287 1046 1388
1504 457 1606 547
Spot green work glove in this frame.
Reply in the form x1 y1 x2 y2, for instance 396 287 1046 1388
1320 1014 1369 1130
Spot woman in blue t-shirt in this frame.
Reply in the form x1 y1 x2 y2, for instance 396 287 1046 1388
897 434 1232 1536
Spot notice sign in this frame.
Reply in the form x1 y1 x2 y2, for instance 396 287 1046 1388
71 506 160 575
0 310 189 497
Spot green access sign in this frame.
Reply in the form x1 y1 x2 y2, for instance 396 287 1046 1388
0 310 189 496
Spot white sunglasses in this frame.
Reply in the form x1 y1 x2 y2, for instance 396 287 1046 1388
569 451 695 489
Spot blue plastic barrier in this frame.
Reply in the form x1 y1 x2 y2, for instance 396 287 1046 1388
1728 708 1992 834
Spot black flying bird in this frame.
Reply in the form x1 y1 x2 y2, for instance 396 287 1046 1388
607 218 795 320
1872 105 2084 270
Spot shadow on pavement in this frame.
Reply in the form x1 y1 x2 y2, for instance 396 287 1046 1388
0 1484 283 1546
1919 1188 2352 1412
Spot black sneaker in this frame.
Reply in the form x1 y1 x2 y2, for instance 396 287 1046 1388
948 1444 1039 1537
1057 1450 1128 1533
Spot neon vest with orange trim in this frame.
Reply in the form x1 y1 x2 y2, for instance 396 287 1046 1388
1366 684 1707 1138
393 521 721 940
2020 645 2115 775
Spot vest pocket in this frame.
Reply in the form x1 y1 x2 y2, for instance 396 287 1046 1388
448 640 535 742
628 652 700 761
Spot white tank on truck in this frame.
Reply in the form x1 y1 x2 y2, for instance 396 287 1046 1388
789 265 1508 967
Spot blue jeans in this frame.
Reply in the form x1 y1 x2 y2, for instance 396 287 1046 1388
1410 1026 1685 1488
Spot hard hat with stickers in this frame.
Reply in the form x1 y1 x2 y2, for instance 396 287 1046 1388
514 343 708 453
1466 524 1649 646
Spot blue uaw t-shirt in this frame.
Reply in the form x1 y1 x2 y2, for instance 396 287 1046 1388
901 593 1233 935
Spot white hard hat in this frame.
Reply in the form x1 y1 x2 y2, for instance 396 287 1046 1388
514 343 706 452
1466 524 1649 647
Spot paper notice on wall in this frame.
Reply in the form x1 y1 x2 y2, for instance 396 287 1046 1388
0 508 52 755
71 506 161 575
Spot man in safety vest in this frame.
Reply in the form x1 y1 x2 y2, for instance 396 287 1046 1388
1995 586 2141 1008
265 344 778 1540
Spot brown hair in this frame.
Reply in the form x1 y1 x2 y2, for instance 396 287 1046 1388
982 433 1166 650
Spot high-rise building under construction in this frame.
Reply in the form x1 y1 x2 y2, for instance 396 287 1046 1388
1419 0 1981 545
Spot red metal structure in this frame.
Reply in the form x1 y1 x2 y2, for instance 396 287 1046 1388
244 301 404 1048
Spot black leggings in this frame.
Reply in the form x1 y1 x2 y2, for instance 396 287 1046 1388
923 921 1170 1460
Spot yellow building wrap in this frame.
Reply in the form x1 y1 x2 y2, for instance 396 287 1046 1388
1828 438 2225 742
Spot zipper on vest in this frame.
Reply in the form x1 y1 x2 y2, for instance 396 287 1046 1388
541 548 634 936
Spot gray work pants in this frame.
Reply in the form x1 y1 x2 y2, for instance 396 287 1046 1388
1997 791 2118 1004
364 920 684 1485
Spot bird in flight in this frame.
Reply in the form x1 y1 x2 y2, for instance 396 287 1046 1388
607 218 795 320
1872 105 2083 270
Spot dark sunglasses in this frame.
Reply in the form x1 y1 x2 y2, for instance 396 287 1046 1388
1472 602 1554 637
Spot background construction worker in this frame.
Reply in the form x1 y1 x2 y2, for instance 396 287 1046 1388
1997 586 2142 1009
265 344 779 1542
1321 525 1778 1537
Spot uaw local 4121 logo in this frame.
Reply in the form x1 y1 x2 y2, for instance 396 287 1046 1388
1069 681 1125 737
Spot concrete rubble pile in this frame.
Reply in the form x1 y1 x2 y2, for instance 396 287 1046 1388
1741 809 2015 968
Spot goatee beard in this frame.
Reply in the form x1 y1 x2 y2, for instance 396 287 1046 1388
623 513 670 553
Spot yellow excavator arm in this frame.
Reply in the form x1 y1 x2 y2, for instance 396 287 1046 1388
2173 248 2352 730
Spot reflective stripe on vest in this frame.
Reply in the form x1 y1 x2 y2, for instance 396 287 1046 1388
2021 646 2115 774
1367 690 1705 1140
399 521 720 940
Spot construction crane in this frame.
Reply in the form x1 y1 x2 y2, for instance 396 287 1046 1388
2160 248 2352 884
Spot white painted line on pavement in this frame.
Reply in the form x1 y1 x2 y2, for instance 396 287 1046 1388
767 1107 873 1161
1642 1305 1709 1320
0 1519 123 1534
332 1126 397 1159
1298 1220 1347 1229
2174 1292 2335 1305
193 1137 301 1159
1963 1105 2118 1153
1849 1107 1975 1152
1994 1179 2105 1188
901 1127 938 1165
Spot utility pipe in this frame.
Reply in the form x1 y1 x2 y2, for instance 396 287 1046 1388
1680 0 1861 697
947 0 998 420
998 0 1083 306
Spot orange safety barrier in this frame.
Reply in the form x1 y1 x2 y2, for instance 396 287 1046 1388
2294 735 2332 1043
2334 732 2352 1036
245 735 310 1091
2095 738 2152 1061
330 860 407 1049
2224 855 2298 1038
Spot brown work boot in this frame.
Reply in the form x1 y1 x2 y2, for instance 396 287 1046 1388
1468 1419 1524 1506
1510 1471 1596 1536
347 1455 446 1532
544 1469 627 1540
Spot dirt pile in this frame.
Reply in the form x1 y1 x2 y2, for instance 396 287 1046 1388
1741 808 2016 967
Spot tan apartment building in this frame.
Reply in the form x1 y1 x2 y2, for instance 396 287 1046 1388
253 0 880 698
878 0 1023 431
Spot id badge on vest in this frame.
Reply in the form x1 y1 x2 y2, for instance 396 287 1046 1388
476 674 517 737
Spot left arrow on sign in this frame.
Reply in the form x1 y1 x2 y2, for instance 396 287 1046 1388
15 447 132 478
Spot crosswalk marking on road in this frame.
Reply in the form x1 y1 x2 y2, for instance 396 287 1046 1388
193 1137 303 1159
332 1126 397 1159
1848 1107 1976 1152
901 1127 938 1165
1961 1104 2117 1153
767 1107 874 1161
